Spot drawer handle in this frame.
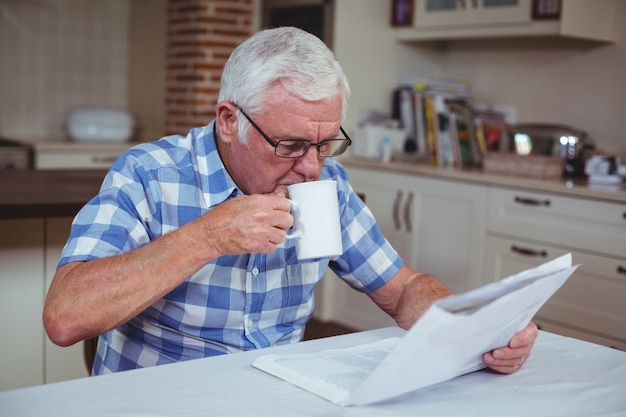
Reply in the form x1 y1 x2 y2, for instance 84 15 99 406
514 196 551 207
403 192 413 233
511 245 547 257
623 212 626 220
392 190 402 231
618 266 626 275
91 156 118 164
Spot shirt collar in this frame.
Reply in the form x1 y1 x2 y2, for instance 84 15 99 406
197 120 243 208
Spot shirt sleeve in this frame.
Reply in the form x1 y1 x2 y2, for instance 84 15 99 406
58 152 158 266
324 162 404 294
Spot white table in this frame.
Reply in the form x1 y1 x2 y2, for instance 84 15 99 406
1 328 625 416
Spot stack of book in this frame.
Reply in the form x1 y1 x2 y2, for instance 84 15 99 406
393 77 507 168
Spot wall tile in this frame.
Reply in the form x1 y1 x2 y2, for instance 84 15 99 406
0 0 129 141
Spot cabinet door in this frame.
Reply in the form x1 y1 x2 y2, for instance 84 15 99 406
410 176 487 292
485 235 626 350
415 0 531 28
347 168 417 267
0 219 45 391
328 168 413 330
325 167 487 330
44 217 88 383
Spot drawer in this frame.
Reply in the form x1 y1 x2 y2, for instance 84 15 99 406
37 152 121 169
485 235 626 348
533 320 626 351
487 187 626 259
34 143 132 170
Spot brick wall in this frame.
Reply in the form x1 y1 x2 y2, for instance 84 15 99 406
165 0 254 135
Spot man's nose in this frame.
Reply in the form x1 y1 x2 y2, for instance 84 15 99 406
292 146 323 179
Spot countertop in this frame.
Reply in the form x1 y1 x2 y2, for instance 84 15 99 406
341 157 626 204
1 158 624 221
0 169 107 219
30 141 135 152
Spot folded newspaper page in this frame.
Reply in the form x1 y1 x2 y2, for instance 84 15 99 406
252 254 578 406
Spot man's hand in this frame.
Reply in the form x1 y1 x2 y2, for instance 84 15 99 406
483 322 539 374
201 194 294 256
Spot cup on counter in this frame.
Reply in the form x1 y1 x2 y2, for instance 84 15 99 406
286 180 343 260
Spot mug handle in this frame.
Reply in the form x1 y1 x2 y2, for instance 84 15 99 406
285 199 303 239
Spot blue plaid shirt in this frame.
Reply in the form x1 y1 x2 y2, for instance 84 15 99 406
59 120 403 374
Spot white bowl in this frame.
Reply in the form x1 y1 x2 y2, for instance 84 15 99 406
67 106 134 142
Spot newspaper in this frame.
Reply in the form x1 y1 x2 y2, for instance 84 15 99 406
252 254 579 406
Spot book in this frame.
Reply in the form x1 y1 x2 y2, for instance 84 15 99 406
447 99 482 167
252 254 579 407
412 91 427 155
433 95 454 167
473 109 508 153
393 77 472 160
398 75 471 98
423 95 439 165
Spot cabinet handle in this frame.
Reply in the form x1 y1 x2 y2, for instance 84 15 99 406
511 245 547 257
403 192 413 233
623 211 626 220
392 190 402 231
91 156 118 164
514 196 551 207
618 266 626 275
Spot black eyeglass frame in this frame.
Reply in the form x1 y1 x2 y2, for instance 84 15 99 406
234 105 352 158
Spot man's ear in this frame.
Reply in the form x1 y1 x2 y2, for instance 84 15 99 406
215 102 239 144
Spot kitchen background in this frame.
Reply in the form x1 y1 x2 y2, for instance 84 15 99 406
0 0 624 161
1 0 625 392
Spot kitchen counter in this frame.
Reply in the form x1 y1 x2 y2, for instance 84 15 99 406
0 169 107 219
341 157 626 204
1 158 624 220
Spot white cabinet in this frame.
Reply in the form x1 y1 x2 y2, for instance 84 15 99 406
486 187 625 259
0 218 87 392
318 167 487 331
33 142 132 170
396 0 616 42
0 219 45 391
44 218 87 383
415 0 531 28
485 187 626 350
406 175 487 292
350 170 417 268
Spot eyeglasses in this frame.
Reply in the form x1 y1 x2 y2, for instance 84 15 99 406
234 105 352 158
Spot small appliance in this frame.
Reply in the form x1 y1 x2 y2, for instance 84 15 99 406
66 106 134 143
0 137 33 170
506 123 594 177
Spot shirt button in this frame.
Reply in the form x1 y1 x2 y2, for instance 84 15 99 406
251 267 259 276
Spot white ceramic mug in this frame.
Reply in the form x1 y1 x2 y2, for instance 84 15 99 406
286 180 343 260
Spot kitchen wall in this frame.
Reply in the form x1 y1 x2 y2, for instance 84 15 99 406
334 0 626 160
0 0 131 142
0 0 168 143
3 0 623 159
0 0 257 144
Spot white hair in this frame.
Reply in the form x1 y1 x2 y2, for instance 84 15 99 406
218 27 350 143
